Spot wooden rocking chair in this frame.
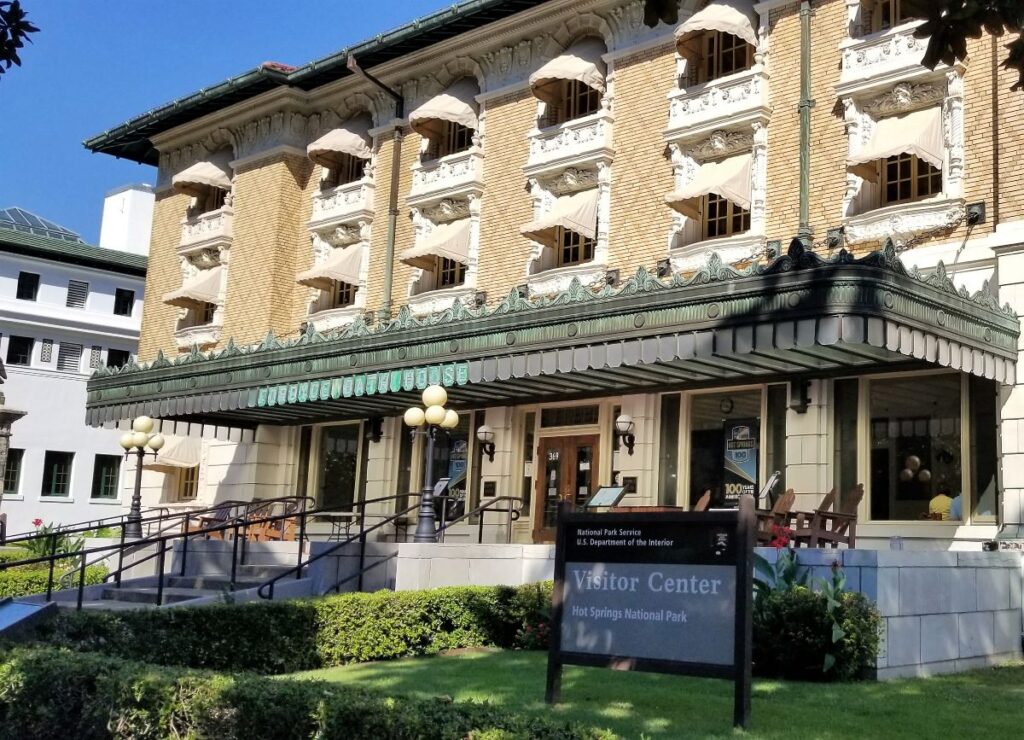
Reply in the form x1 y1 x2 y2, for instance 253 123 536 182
789 484 863 549
755 488 796 545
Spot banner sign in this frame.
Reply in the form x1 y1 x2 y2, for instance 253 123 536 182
546 498 755 729
723 418 759 506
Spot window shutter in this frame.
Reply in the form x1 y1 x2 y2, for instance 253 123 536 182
56 342 83 372
66 280 89 308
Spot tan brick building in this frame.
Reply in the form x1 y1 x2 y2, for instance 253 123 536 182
85 0 1024 548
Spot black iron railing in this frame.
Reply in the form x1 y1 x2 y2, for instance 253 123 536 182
436 496 523 544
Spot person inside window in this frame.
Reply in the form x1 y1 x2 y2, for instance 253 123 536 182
928 484 954 521
949 492 963 521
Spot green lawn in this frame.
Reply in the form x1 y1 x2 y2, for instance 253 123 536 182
288 650 1024 739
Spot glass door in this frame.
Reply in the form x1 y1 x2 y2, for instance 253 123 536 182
533 434 599 542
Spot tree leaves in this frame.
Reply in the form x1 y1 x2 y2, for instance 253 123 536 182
0 0 39 78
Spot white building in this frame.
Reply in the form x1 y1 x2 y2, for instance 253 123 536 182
0 187 152 534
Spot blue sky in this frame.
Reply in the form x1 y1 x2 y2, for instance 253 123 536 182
0 0 449 244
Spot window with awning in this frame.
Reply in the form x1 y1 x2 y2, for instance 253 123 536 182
665 153 752 220
143 436 201 472
162 266 223 312
530 38 606 125
520 189 599 249
409 79 480 159
847 107 943 181
402 219 471 293
307 115 373 188
675 1 757 84
172 151 233 214
296 245 363 292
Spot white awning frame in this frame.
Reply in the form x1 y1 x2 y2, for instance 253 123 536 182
847 107 945 181
664 154 752 219
529 38 607 106
675 0 759 53
162 266 224 310
520 189 600 249
400 219 472 270
172 152 233 197
296 245 364 291
307 116 374 169
409 79 480 141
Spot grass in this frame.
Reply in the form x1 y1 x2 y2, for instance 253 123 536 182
288 649 1024 739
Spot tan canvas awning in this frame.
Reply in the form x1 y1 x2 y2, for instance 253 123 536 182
665 154 752 219
530 38 607 106
520 189 599 248
162 266 223 310
143 436 201 471
172 153 233 197
296 245 363 291
676 0 759 54
409 79 480 141
400 219 471 270
847 107 944 180
307 116 373 168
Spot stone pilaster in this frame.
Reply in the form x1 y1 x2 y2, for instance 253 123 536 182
993 231 1024 538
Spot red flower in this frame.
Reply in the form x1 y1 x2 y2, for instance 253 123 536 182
32 518 43 528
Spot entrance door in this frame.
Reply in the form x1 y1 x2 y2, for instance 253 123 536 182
533 435 600 542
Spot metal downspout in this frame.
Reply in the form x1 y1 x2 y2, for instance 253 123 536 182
346 55 404 322
798 0 814 245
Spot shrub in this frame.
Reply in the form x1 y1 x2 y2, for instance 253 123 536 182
0 565 107 598
34 582 553 674
753 585 881 681
0 647 617 740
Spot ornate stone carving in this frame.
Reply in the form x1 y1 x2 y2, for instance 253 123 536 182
839 21 930 87
861 81 944 117
421 197 471 223
543 166 599 195
666 68 769 141
685 129 754 161
844 198 966 246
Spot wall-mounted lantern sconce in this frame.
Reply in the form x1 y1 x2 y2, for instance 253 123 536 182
476 424 496 462
614 414 635 456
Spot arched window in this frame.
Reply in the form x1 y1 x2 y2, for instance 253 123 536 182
529 38 607 127
408 79 480 161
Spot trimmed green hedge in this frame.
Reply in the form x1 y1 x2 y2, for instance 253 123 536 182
0 565 107 598
0 647 616 740
34 582 552 674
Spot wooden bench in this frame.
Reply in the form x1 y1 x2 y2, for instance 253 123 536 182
788 485 863 549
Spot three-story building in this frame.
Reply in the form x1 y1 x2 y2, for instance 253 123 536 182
83 0 1024 547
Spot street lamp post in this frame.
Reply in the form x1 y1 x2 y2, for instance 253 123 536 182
119 416 165 539
404 385 459 543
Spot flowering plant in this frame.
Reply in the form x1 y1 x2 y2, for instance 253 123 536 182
515 618 551 650
31 518 42 528
769 523 793 548
17 520 84 561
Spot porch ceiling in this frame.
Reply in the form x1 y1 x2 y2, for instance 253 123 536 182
86 242 1020 430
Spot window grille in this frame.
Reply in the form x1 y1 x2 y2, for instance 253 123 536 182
66 279 89 308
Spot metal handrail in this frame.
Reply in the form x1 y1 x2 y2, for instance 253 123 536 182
0 496 318 609
258 492 421 600
0 505 174 545
436 496 524 544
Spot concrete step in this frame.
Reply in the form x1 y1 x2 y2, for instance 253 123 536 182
58 599 152 611
165 575 264 590
100 586 219 605
236 563 301 579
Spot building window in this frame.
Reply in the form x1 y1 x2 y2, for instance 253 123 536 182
435 257 466 288
193 187 227 216
16 272 39 301
91 454 121 499
658 394 681 506
546 79 601 127
66 279 89 308
868 373 962 521
871 0 916 32
426 122 474 160
882 154 942 205
833 378 861 513
56 342 83 373
703 193 750 239
316 424 361 510
701 32 753 83
322 154 364 189
106 349 132 369
2 448 23 496
555 226 596 267
5 335 33 366
330 281 357 309
178 467 199 501
540 405 600 428
968 376 998 521
114 288 135 316
41 451 74 497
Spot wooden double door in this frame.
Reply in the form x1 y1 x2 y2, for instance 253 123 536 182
533 434 599 542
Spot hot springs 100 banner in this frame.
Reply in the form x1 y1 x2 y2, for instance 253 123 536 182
723 418 758 505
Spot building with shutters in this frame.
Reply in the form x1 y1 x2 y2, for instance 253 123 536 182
0 191 150 533
80 0 1024 548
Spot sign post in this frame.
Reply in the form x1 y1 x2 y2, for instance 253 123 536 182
546 495 755 729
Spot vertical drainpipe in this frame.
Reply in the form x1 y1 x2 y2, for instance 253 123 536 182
798 0 814 246
347 55 404 322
